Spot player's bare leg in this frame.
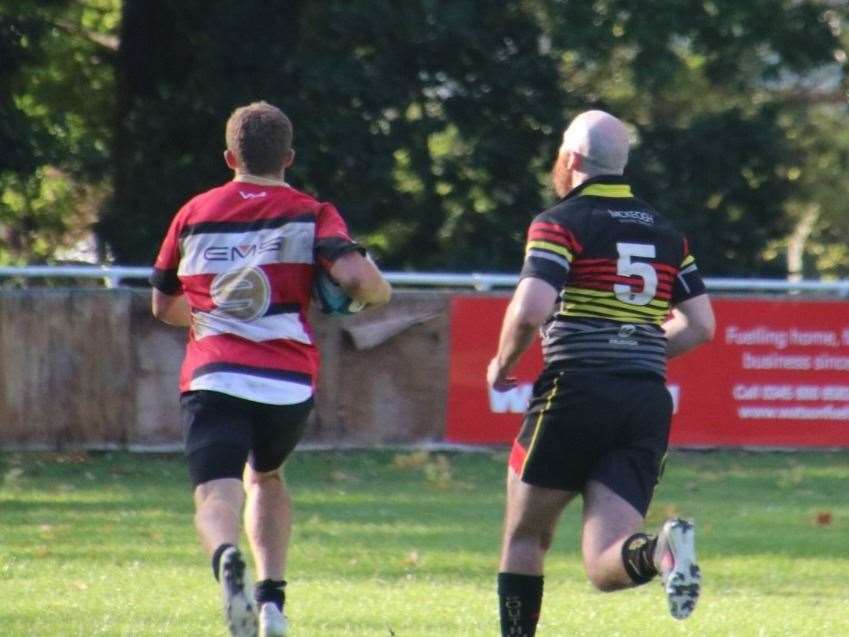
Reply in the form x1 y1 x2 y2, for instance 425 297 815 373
194 478 244 554
195 478 257 637
244 465 291 637
500 469 576 573
580 480 645 591
582 480 701 619
498 468 576 637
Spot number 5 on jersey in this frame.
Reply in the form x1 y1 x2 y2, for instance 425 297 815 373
614 242 657 306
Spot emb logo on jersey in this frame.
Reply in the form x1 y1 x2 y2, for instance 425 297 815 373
203 239 282 262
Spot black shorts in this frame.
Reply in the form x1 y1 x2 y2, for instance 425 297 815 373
508 369 672 516
180 390 313 487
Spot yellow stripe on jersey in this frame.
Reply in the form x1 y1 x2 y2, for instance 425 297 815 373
560 301 668 323
563 296 669 318
580 184 633 198
522 374 561 476
681 254 695 268
561 309 666 324
526 240 574 261
564 286 670 310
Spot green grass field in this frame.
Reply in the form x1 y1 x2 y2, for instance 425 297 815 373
1 449 847 636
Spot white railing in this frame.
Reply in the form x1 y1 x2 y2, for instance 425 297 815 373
0 265 848 295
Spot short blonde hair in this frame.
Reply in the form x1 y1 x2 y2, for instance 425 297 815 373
225 101 293 175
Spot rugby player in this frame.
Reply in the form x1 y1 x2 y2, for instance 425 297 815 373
488 110 715 636
150 101 391 637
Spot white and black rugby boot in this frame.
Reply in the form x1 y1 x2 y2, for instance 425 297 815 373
258 602 288 637
218 547 258 637
654 518 701 620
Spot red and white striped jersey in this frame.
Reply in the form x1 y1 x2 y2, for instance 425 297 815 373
151 178 362 404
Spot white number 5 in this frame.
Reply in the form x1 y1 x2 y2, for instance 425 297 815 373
614 242 657 306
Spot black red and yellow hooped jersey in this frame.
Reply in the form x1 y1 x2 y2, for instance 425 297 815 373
519 175 706 379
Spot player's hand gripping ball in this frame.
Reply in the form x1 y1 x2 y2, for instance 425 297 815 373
312 267 366 315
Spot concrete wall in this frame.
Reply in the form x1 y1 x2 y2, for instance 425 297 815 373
0 288 453 450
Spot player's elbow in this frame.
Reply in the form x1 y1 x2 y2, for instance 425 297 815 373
691 315 715 345
512 302 549 330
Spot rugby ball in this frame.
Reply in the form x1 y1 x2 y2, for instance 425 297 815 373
312 268 365 315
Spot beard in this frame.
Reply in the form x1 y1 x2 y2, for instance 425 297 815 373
550 155 571 198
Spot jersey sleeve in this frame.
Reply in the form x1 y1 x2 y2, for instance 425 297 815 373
149 211 184 295
314 203 365 269
671 237 707 304
518 215 583 291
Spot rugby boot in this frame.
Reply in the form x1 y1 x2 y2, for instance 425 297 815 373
654 518 701 620
218 547 258 637
259 602 289 637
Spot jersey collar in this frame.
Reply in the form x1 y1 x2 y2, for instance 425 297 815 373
563 175 633 201
234 173 290 187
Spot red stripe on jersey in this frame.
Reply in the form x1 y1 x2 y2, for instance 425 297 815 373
571 258 676 276
181 334 319 392
567 276 673 299
571 257 614 267
179 263 316 311
653 262 678 276
528 222 582 253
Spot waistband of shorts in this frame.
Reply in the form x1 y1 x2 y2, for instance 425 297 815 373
545 366 665 383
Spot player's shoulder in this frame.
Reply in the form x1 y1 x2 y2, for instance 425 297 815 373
530 194 596 239
533 197 582 225
174 182 236 222
277 185 341 216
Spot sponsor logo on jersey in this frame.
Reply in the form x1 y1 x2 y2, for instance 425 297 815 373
610 322 639 346
203 239 282 261
209 266 271 321
608 209 654 224
239 190 267 199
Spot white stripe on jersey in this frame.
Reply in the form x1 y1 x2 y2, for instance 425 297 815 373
178 222 315 276
193 310 312 344
527 248 571 269
189 372 313 405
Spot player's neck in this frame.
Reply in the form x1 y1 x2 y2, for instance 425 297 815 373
234 172 288 187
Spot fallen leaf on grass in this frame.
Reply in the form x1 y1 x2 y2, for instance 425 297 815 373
330 470 357 482
402 551 420 567
392 451 429 470
815 511 833 526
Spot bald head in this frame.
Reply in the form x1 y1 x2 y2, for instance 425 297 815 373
559 110 630 176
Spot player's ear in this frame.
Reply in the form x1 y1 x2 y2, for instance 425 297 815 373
224 149 239 170
565 151 582 172
283 148 295 168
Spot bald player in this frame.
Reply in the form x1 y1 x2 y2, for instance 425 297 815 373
488 110 715 635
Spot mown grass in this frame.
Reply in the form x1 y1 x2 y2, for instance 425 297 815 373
1 449 847 636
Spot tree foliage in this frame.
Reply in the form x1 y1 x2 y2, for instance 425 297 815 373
0 0 118 263
2 1 846 276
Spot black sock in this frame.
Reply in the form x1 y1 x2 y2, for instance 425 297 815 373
621 533 658 585
211 543 235 582
498 572 543 637
255 579 287 611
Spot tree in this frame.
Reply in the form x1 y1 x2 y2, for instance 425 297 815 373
3 1 846 278
531 0 845 275
0 0 118 263
102 0 566 269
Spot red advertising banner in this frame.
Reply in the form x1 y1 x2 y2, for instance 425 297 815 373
445 296 849 447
